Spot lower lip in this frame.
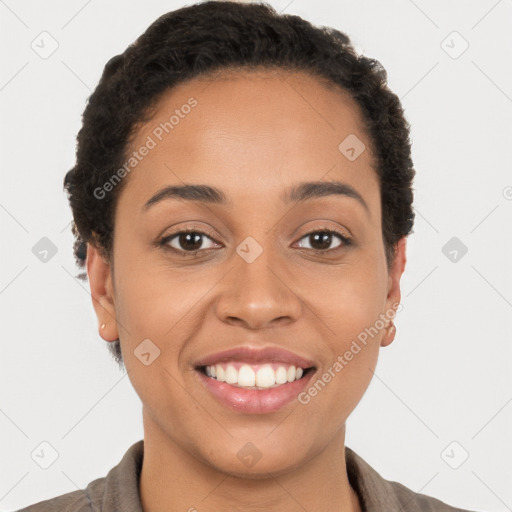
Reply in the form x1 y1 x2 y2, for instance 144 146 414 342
195 369 316 414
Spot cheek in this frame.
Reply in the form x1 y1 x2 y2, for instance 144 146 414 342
300 252 387 392
113 269 207 417
113 265 215 356
304 258 387 339
297 269 385 420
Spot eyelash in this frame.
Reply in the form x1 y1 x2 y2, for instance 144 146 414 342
157 227 352 257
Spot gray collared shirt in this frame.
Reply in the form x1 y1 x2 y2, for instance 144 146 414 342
17 440 476 511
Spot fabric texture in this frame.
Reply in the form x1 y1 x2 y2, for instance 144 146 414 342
17 440 476 511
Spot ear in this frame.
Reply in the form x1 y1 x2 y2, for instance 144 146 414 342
86 242 119 342
381 236 407 348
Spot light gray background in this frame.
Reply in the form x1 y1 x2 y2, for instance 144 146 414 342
1 1 511 511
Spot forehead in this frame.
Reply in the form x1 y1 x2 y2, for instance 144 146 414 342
118 68 380 221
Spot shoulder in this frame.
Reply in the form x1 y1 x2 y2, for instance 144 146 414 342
16 440 144 512
16 475 107 512
387 478 477 512
345 446 477 512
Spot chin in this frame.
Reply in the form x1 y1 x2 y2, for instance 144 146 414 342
195 437 313 480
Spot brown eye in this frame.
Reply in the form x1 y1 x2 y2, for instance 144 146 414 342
296 229 351 252
160 230 219 254
176 232 204 251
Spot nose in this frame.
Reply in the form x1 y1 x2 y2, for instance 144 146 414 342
214 247 303 330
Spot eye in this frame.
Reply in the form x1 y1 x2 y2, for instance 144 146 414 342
157 227 352 257
295 229 351 252
158 230 220 256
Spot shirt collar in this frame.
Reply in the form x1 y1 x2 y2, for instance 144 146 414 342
345 445 405 511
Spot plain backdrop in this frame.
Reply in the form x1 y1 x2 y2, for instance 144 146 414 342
1 1 511 511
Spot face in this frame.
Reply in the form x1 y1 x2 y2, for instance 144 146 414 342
88 68 406 477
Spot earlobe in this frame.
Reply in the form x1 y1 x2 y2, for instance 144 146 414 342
380 322 396 347
381 237 408 348
86 242 119 342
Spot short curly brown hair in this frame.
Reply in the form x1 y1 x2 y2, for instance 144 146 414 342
64 0 415 367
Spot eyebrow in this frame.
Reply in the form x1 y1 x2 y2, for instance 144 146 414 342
141 180 369 214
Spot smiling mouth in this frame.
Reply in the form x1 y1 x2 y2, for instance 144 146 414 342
197 362 315 390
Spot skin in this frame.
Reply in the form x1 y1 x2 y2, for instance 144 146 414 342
87 68 407 512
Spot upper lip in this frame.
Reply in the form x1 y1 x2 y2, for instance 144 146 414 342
194 345 316 369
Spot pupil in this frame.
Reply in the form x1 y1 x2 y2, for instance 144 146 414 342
311 232 331 250
180 233 202 251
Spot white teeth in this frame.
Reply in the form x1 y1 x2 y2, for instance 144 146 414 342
225 365 238 384
204 362 306 389
238 365 256 387
275 366 288 384
256 365 275 387
216 365 226 382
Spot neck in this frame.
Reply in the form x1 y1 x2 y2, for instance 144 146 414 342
139 409 362 512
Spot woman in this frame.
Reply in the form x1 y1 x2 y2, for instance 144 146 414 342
18 1 476 510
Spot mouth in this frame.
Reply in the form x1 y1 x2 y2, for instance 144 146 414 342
196 362 315 389
193 346 317 414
